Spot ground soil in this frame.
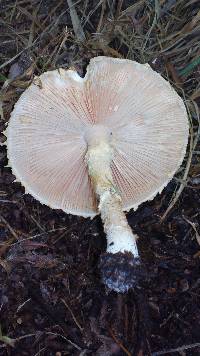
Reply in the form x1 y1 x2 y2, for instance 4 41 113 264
0 1 200 355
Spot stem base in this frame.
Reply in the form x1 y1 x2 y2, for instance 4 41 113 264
99 252 142 293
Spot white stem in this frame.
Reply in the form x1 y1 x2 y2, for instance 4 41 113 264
87 141 139 258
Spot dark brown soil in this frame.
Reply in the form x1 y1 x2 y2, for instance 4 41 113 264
0 1 200 355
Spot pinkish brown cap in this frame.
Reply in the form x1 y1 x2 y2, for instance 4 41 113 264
6 56 189 217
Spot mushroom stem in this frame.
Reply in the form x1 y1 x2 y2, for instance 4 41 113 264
87 141 141 292
87 141 139 258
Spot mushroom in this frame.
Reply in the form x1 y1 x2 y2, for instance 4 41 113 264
6 56 189 292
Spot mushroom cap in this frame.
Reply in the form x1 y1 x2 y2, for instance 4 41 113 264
7 56 189 217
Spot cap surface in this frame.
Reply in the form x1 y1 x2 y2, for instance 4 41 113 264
7 56 189 217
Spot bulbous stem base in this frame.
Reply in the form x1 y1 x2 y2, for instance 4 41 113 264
99 252 142 293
